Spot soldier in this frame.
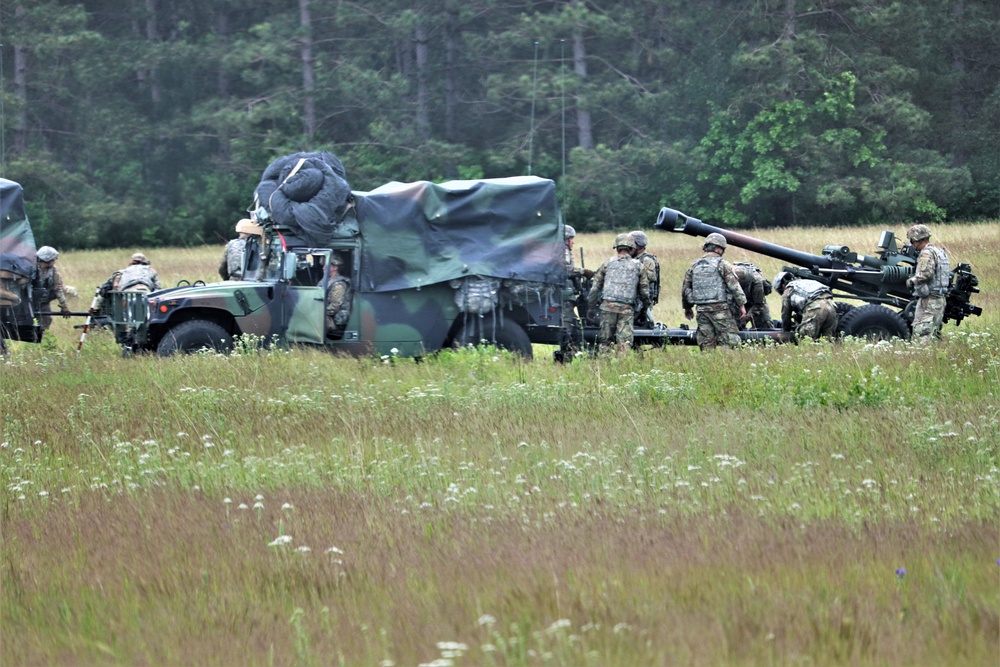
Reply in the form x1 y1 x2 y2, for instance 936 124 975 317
731 261 773 329
219 218 262 281
34 246 72 334
587 233 649 354
773 272 838 340
95 252 162 311
681 232 746 350
325 254 353 337
560 224 594 356
629 230 660 327
904 224 950 344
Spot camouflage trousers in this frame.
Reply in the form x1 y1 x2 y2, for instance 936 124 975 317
731 302 773 329
559 298 582 353
598 301 635 354
911 295 946 344
695 303 741 350
797 298 838 339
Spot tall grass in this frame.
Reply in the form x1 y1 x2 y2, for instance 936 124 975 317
2 223 998 666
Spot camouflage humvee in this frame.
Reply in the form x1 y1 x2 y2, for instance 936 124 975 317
0 178 42 349
109 176 569 358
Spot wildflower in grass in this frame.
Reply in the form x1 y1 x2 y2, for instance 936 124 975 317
896 567 906 578
268 535 293 547
478 614 496 627
326 546 344 554
238 503 248 510
223 497 232 504
253 501 264 509
282 502 294 510
296 546 311 553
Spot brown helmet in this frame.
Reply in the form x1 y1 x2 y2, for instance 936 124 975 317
130 252 149 265
906 224 931 242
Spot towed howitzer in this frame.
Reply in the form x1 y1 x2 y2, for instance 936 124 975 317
655 207 982 338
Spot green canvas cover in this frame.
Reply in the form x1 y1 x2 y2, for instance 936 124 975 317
353 176 563 293
0 179 36 278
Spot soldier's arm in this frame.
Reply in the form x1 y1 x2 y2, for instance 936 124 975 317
587 265 606 306
721 262 747 307
781 292 793 331
908 249 935 287
637 266 650 303
53 269 70 310
681 270 694 311
151 270 162 291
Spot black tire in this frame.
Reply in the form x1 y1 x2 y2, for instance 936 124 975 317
156 319 234 356
834 301 855 318
836 304 909 341
455 314 533 359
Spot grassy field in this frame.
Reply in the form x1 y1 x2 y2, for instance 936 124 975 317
2 223 998 666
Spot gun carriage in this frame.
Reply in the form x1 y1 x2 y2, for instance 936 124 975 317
655 207 981 340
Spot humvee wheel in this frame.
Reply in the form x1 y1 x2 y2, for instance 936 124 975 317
456 315 533 359
834 301 855 318
156 320 234 356
836 304 909 341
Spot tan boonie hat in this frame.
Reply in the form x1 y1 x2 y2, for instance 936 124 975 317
131 252 149 264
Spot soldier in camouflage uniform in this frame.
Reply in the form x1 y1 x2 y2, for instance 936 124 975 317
587 233 649 354
904 224 950 345
560 224 594 356
219 218 263 281
94 253 162 311
34 246 71 333
629 230 660 327
682 233 746 350
774 272 838 340
325 254 353 337
731 262 773 329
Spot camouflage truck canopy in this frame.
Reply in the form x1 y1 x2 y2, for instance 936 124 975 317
354 176 564 292
0 179 36 279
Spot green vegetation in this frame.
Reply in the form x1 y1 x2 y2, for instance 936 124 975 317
4 1 999 249
2 226 998 665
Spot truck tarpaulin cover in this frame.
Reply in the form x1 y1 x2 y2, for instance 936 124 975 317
0 178 36 279
354 176 564 292
254 152 353 247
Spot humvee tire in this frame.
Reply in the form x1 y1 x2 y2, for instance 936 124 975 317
156 319 234 356
836 304 909 341
456 315 533 359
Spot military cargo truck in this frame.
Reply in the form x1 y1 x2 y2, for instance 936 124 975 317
0 178 42 349
109 176 569 359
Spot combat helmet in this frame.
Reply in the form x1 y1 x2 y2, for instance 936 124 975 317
131 252 150 265
906 224 931 242
773 271 793 293
613 233 635 250
36 246 59 262
236 218 263 236
564 224 576 240
704 232 727 250
630 230 649 248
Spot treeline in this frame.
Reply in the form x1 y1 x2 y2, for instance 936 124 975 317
2 0 998 250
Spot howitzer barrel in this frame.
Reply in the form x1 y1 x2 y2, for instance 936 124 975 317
655 208 833 270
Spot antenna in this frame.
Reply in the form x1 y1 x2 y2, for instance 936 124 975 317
528 41 539 176
560 39 566 185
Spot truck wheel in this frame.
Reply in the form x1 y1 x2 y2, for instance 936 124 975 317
836 304 909 341
456 315 533 359
156 320 234 356
834 302 855 318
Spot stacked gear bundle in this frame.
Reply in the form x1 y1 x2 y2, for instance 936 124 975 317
253 151 353 247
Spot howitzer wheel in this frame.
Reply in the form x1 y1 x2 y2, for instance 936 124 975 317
834 302 855 318
454 314 533 359
156 319 234 356
836 304 909 341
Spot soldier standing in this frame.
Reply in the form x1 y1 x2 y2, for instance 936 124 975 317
325 254 353 337
681 232 746 350
34 246 71 334
560 224 593 356
904 224 950 344
629 230 659 327
587 233 649 354
732 262 773 329
219 219 262 281
773 272 838 340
